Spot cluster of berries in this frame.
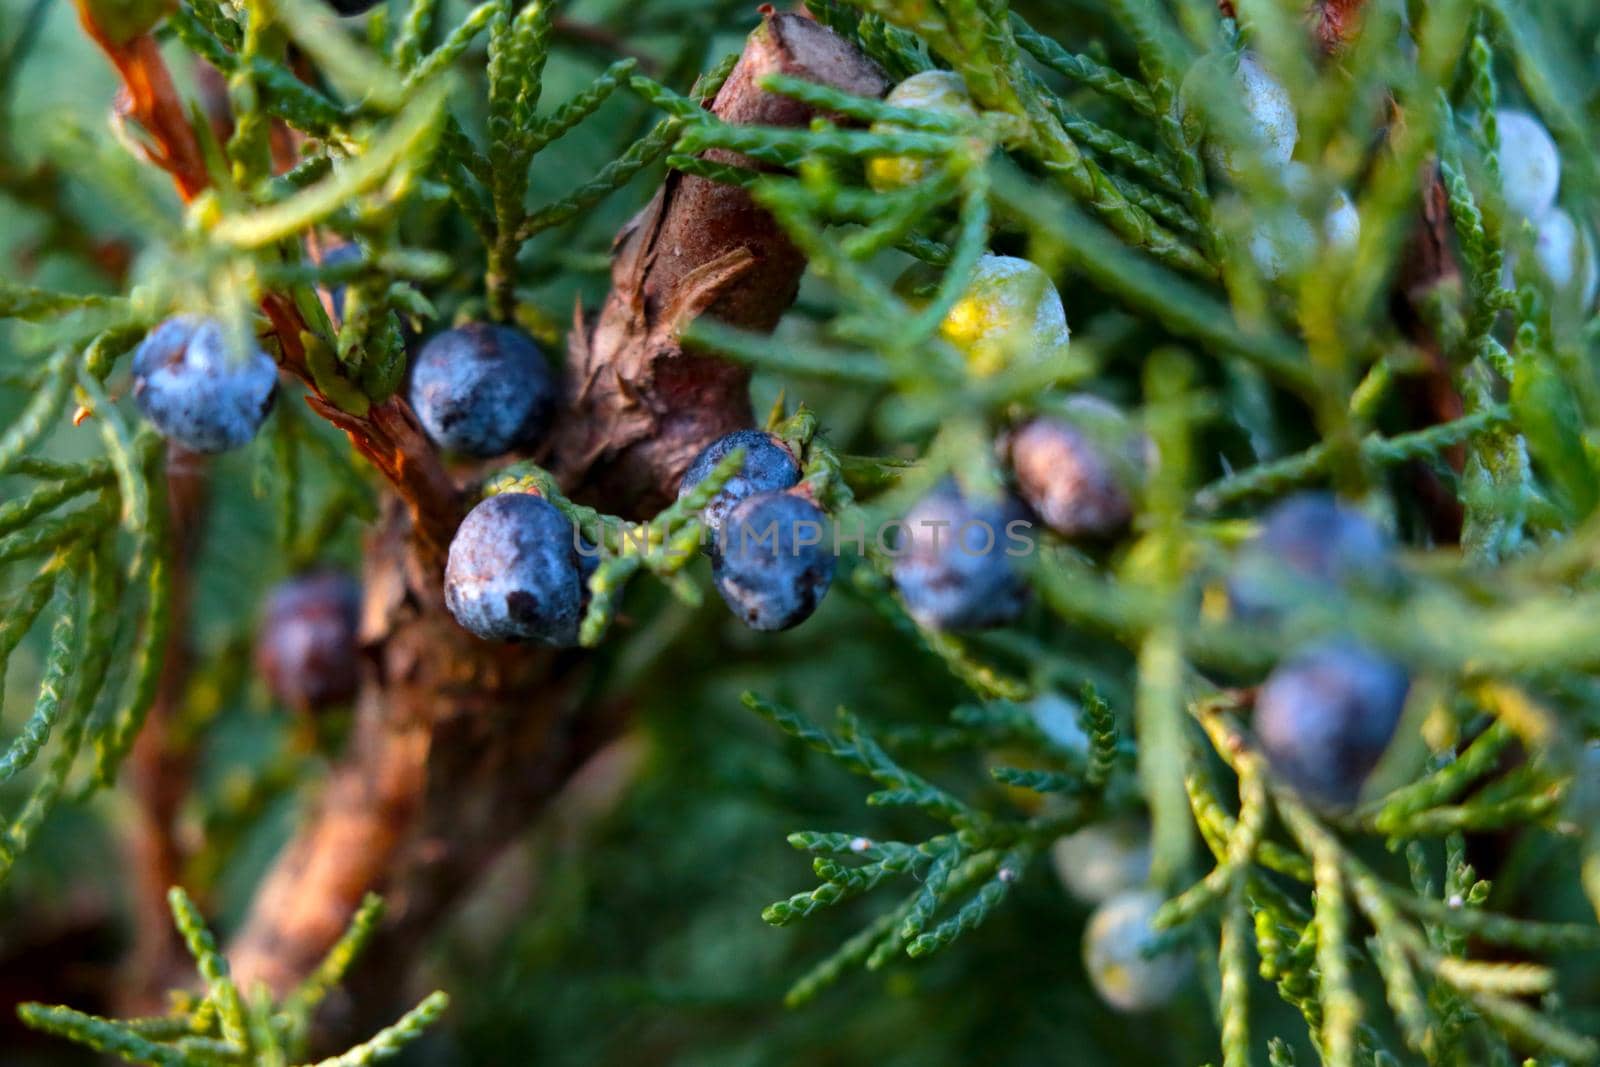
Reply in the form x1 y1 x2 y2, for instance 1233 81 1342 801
1180 51 1359 279
678 430 835 632
1495 109 1598 306
889 258 1146 630
1229 494 1411 810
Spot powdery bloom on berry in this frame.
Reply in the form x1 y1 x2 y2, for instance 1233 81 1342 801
713 492 835 632
1083 889 1191 1012
445 493 586 646
892 481 1032 630
409 323 559 459
131 315 277 454
1253 640 1411 809
1008 396 1144 539
939 255 1070 377
867 71 978 192
679 429 802 536
1496 109 1561 223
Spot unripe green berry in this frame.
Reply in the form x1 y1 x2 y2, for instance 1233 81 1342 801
934 255 1069 377
867 71 978 192
1083 889 1191 1012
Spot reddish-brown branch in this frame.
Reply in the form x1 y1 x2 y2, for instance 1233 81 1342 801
72 9 208 202
71 19 461 566
229 13 885 1020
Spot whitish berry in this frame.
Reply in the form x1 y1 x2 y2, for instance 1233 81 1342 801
892 482 1032 630
1248 212 1316 280
1495 109 1560 222
713 492 835 631
678 429 801 535
131 315 277 454
867 71 978 192
939 255 1069 377
1254 640 1410 809
1008 397 1143 539
1029 692 1088 755
1083 890 1191 1012
1248 166 1359 279
1326 189 1361 249
1508 207 1600 307
1227 492 1395 621
256 570 362 712
1051 820 1151 904
1185 52 1297 178
444 493 585 646
409 323 558 458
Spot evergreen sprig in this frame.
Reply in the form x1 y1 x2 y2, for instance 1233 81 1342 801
17 888 446 1066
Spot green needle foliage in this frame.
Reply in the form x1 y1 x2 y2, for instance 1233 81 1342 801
17 890 448 1066
6 0 1600 1065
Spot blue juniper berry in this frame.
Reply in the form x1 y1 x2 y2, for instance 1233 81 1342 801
444 493 586 646
131 315 277 454
408 323 559 458
713 492 835 631
1253 640 1411 809
255 570 362 713
1227 492 1396 621
892 481 1032 630
679 429 802 536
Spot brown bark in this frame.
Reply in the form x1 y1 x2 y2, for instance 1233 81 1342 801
227 11 885 1019
554 12 887 515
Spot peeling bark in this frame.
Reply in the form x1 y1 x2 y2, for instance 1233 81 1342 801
226 13 884 1024
555 13 887 515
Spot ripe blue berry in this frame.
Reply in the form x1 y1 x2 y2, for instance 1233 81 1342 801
678 429 801 534
1083 889 1191 1012
255 570 362 712
713 492 835 631
328 0 382 13
444 493 585 646
1227 492 1395 621
1008 397 1143 539
408 323 558 458
1254 640 1410 809
131 315 277 454
892 482 1032 630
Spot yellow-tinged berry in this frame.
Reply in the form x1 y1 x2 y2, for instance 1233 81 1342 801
866 71 978 192
937 255 1070 376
